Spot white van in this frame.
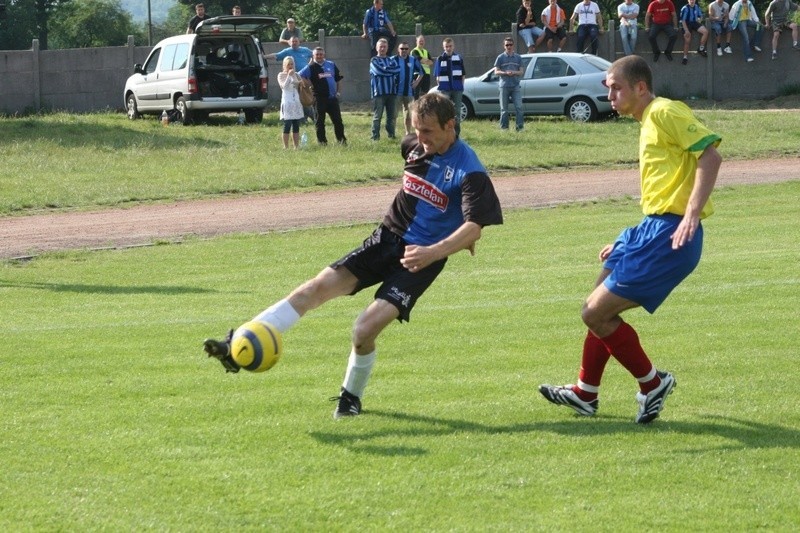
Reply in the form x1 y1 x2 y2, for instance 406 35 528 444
124 15 278 125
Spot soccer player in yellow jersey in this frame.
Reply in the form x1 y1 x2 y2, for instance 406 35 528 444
540 55 722 424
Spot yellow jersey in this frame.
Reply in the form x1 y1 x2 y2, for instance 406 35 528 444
638 97 721 218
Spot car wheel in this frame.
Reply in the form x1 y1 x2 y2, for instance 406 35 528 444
460 98 474 121
244 109 263 124
176 96 193 126
566 96 597 122
126 93 140 120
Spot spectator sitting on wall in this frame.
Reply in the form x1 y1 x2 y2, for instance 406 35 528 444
362 0 397 57
764 0 800 59
708 0 734 55
679 0 710 64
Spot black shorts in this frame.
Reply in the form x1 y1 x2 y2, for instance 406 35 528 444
545 27 567 40
330 225 446 322
683 21 702 33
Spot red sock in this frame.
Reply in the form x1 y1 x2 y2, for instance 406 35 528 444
572 331 611 402
599 321 661 393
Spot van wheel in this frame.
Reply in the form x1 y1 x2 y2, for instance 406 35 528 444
176 96 193 126
126 94 140 120
244 109 263 124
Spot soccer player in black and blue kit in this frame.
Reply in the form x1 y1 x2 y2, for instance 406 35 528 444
204 92 503 419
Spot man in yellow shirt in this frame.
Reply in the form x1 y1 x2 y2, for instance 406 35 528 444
540 55 722 424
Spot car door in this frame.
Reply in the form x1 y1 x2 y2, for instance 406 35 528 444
133 47 162 111
157 42 191 103
521 56 577 115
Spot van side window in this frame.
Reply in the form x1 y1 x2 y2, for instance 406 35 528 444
161 44 177 72
173 43 189 70
143 48 161 74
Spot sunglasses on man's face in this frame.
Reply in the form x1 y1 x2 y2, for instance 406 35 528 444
399 48 409 50
504 43 514 47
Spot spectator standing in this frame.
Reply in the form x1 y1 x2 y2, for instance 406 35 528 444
279 18 305 45
394 42 423 136
204 92 503 420
266 36 315 122
730 0 764 62
278 57 305 149
299 47 348 145
370 38 401 140
645 0 679 61
433 38 466 138
187 3 210 34
266 36 313 67
764 0 800 59
494 38 525 132
411 35 434 98
539 55 722 425
363 0 397 57
680 0 710 64
708 0 734 55
618 0 641 56
231 5 241 16
541 0 569 51
517 0 545 52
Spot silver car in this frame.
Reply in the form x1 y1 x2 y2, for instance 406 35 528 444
435 53 613 122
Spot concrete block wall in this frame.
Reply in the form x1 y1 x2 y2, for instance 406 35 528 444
0 24 797 115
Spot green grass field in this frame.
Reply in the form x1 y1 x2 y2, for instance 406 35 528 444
2 181 798 530
1 109 799 215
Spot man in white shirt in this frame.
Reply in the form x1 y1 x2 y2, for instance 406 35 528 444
571 0 604 54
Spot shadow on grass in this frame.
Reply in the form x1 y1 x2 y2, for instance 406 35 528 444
4 118 225 150
0 280 214 295
308 410 800 456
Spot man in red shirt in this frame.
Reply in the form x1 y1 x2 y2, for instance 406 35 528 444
645 0 679 61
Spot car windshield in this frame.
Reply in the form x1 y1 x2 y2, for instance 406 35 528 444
580 55 612 72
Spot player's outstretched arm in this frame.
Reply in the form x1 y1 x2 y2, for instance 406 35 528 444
671 145 722 249
401 221 482 272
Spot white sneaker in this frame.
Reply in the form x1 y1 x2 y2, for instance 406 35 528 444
747 57 755 62
724 45 733 54
539 384 598 416
716 47 723 56
635 371 676 424
754 46 762 52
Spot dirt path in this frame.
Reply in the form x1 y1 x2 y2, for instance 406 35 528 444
1 158 797 260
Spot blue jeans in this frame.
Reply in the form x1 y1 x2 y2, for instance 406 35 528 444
518 27 544 49
371 94 396 140
710 21 731 38
499 84 523 130
736 20 763 59
577 24 600 54
620 24 638 55
441 90 463 137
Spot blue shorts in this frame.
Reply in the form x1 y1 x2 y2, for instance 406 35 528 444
603 214 703 314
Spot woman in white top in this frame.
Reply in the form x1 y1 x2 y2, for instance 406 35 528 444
277 56 305 149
